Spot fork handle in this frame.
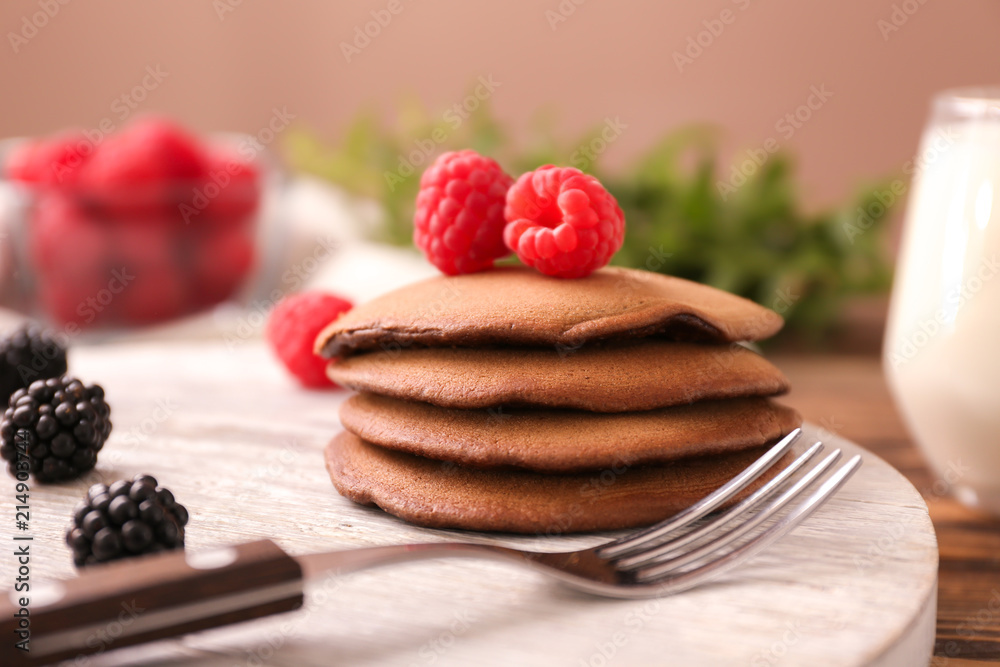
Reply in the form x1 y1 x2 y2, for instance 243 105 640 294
0 540 303 665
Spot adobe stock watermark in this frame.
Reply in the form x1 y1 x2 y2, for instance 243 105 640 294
408 609 479 666
933 588 1000 664
224 234 337 349
486 405 512 424
607 246 673 298
546 0 588 31
110 397 180 466
577 600 662 667
236 569 350 667
377 279 464 359
673 0 754 73
854 457 970 573
45 65 169 184
7 0 71 54
877 0 931 41
843 125 958 244
804 413 965 577
697 285 798 401
593 243 674 317
15 272 135 395
715 282 799 351
384 75 501 192
340 0 409 63
236 107 296 159
213 0 245 21
716 85 833 201
528 452 640 542
886 255 999 370
0 267 133 390
813 415 844 444
20 267 139 390
75 267 136 325
235 439 305 505
956 592 1000 645
65 600 146 665
110 65 170 119
749 619 804 667
179 106 294 223
570 117 627 172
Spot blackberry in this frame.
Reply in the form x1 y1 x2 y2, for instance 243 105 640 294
66 474 189 567
0 376 111 483
0 324 68 406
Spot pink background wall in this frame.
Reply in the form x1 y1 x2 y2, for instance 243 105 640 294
2 0 998 207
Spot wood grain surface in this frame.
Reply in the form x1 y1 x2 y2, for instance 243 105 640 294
0 341 939 666
774 353 1000 665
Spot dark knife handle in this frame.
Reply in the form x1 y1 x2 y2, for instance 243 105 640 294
0 539 303 665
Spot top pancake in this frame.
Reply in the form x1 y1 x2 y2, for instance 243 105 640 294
316 266 784 358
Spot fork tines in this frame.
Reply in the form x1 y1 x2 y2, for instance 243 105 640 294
597 428 863 591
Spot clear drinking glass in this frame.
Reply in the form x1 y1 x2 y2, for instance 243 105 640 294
885 87 1000 512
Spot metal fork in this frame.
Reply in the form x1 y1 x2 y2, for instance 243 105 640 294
298 427 860 598
0 427 861 664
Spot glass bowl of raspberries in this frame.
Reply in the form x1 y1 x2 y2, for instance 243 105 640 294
0 116 276 329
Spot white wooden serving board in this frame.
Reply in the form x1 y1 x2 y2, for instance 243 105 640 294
1 342 938 667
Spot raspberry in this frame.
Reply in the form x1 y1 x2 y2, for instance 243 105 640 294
37 276 98 327
4 141 40 181
115 268 188 326
80 116 206 222
44 134 93 185
413 150 513 275
6 135 91 185
29 193 107 277
201 149 261 225
267 292 353 388
190 225 255 307
503 165 625 278
113 221 177 272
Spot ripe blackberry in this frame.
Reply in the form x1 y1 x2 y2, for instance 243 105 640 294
66 474 189 567
0 324 68 406
0 376 111 483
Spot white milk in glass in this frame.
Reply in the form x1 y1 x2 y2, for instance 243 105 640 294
885 89 1000 512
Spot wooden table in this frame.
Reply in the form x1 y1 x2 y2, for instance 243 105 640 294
773 354 1000 665
2 341 942 666
1 336 983 665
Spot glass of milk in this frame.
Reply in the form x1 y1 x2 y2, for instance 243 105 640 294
885 87 1000 512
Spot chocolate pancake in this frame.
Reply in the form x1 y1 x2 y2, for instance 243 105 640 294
338 393 801 472
327 339 789 412
316 266 784 358
325 432 785 533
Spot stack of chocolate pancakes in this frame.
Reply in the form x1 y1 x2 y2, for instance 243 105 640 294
315 266 800 534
